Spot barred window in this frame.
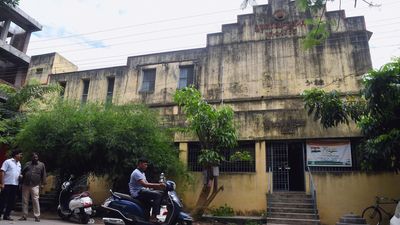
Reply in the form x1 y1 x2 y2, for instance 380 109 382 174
59 81 67 98
178 66 194 89
188 141 256 173
81 79 90 104
140 69 156 92
106 77 115 104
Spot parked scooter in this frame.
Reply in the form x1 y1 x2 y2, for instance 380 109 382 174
57 175 94 224
102 174 192 225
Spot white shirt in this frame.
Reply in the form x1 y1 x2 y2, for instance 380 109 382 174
1 158 21 185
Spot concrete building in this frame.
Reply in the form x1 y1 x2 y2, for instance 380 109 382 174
30 0 400 224
0 3 42 87
0 3 42 169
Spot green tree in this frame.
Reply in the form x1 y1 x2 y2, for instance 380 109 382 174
0 81 61 145
0 0 20 7
15 101 186 190
303 58 400 172
174 87 249 218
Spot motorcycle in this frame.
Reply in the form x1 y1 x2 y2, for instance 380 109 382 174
101 174 192 225
57 175 94 224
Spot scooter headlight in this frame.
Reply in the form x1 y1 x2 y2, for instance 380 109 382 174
61 181 70 190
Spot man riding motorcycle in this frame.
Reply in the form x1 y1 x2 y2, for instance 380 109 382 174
129 157 166 223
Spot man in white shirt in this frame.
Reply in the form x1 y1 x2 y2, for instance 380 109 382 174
0 149 23 221
129 157 165 223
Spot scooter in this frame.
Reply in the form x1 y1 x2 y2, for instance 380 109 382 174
101 174 192 225
57 175 94 224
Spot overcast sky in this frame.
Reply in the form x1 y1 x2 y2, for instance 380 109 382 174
18 0 400 71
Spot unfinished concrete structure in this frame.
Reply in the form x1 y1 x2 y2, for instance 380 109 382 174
0 3 42 87
31 0 400 224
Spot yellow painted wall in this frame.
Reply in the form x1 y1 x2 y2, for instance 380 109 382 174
313 172 400 225
181 141 269 214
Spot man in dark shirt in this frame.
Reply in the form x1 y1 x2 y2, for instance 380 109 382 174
129 157 165 223
19 152 46 222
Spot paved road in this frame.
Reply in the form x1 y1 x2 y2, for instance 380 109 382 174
1 212 102 225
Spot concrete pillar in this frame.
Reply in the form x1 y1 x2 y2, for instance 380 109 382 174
21 31 31 53
179 142 188 166
255 141 266 173
0 20 11 41
14 67 27 87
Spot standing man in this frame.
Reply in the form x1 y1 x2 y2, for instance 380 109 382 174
0 149 23 221
19 152 46 222
129 157 166 223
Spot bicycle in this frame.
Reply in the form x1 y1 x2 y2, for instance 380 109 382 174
362 196 399 225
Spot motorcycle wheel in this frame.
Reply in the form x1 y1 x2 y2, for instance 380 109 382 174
57 207 70 220
79 213 90 224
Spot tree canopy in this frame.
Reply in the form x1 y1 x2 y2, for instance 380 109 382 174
174 87 243 218
15 101 186 188
303 58 400 172
0 81 61 145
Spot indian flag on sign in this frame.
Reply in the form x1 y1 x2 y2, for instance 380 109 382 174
306 140 352 167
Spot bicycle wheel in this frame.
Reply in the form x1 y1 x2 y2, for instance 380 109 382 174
362 206 382 225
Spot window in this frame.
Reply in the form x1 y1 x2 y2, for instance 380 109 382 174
140 69 156 92
36 68 43 74
188 141 256 172
106 77 115 104
178 66 194 89
81 80 90 104
59 81 67 98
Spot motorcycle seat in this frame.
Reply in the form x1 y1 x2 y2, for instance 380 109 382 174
113 192 144 205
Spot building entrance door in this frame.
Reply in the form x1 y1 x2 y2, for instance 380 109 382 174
270 142 305 192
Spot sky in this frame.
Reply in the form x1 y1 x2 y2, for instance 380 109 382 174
16 0 400 71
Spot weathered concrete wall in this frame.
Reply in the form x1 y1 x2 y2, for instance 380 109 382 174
27 53 77 84
50 66 125 103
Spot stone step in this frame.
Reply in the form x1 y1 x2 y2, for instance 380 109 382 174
271 192 308 196
269 198 314 204
270 202 314 209
268 212 319 219
267 217 320 225
269 207 317 214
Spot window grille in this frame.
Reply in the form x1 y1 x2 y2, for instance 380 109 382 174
36 68 43 74
178 66 194 89
106 77 115 104
187 141 256 173
140 69 156 92
81 80 90 104
59 81 66 98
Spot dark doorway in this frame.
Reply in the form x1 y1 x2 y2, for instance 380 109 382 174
269 142 305 192
288 142 305 191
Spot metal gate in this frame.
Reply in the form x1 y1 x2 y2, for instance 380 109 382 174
270 143 290 191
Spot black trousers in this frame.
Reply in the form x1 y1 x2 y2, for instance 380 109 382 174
0 185 18 218
137 189 163 217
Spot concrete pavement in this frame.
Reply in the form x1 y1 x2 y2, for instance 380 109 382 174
0 211 102 224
